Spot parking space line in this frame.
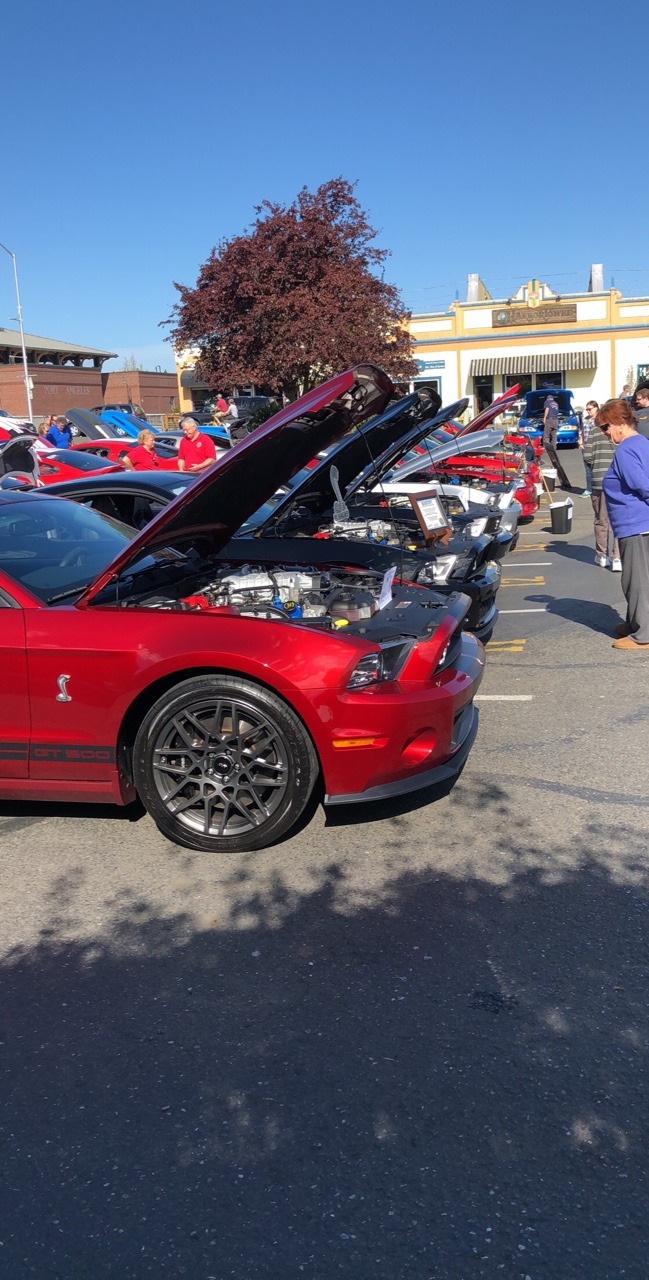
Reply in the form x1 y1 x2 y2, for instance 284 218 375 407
501 576 545 587
489 638 527 645
505 561 551 567
499 607 547 613
488 646 525 653
476 695 534 701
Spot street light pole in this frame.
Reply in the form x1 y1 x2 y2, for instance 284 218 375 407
0 241 33 422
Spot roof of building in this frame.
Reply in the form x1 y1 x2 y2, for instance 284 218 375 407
0 327 117 359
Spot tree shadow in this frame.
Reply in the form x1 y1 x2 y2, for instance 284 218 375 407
0 776 647 1279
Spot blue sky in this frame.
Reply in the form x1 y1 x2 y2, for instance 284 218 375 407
1 0 645 372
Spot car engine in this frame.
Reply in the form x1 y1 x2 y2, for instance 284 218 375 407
210 566 381 622
139 563 393 625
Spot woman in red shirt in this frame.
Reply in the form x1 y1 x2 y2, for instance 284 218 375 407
124 429 167 471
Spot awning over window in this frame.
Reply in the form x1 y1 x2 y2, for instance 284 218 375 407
469 351 597 377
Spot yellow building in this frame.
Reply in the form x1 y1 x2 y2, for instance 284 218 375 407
408 266 649 412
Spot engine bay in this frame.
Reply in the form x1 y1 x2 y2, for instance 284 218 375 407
124 560 463 642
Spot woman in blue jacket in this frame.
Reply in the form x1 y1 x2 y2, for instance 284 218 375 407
598 398 649 649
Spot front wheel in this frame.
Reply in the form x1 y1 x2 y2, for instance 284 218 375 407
133 676 319 853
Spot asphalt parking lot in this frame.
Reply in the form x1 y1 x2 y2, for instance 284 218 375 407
0 448 647 1279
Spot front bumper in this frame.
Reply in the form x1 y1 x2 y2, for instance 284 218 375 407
321 632 485 804
325 702 479 805
490 528 517 560
451 562 500 638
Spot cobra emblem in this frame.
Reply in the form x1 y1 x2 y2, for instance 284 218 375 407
56 674 72 703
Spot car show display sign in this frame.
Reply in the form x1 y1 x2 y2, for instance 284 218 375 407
408 490 452 543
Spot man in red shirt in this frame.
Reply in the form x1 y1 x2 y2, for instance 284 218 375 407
215 394 228 415
177 416 217 474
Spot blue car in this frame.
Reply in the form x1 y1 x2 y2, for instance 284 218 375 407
517 389 581 447
99 409 232 447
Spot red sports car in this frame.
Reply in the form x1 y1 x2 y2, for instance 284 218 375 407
404 389 541 519
437 454 540 519
37 448 125 484
0 435 125 488
70 439 180 470
0 367 484 855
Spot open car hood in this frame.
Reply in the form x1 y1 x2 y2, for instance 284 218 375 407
378 429 509 484
248 388 447 534
522 389 574 418
65 408 132 441
453 384 521 437
77 365 394 606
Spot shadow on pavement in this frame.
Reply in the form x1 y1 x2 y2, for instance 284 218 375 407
0 773 647 1279
525 592 622 636
545 538 599 565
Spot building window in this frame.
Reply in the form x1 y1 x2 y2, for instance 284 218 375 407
474 375 493 412
535 372 563 390
414 377 441 397
505 373 532 397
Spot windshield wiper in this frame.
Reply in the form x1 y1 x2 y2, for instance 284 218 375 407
48 585 89 604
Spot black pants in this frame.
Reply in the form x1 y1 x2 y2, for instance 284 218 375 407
619 532 649 642
543 440 570 487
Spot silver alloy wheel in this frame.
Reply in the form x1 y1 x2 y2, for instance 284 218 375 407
151 695 290 838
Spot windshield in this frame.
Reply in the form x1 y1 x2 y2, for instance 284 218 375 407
47 449 119 472
0 498 137 603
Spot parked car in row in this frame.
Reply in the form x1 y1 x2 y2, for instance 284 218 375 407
90 402 147 421
38 388 517 643
0 366 485 856
190 394 272 425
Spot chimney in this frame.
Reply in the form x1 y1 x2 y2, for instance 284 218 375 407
466 274 492 303
588 263 604 293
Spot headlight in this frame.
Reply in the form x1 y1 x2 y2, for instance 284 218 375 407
468 517 487 537
428 554 458 583
347 640 411 690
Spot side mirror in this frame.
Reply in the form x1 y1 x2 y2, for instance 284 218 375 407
0 473 34 491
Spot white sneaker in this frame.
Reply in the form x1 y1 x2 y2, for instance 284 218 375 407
595 555 610 568
611 558 622 572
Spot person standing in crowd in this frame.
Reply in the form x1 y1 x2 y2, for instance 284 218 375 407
45 415 72 448
177 415 217 474
542 395 571 488
583 410 620 570
597 398 649 649
633 386 649 439
579 400 598 496
34 422 54 454
123 428 171 472
620 383 633 400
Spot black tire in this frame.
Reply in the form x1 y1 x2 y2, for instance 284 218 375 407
133 676 319 854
